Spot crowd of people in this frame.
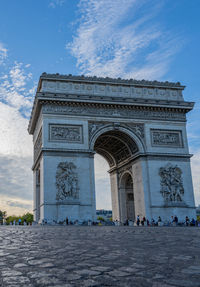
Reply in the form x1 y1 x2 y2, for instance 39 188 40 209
120 215 200 227
39 215 200 227
3 215 199 227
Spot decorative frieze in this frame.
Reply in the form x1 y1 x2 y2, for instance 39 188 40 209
40 79 183 101
56 161 79 201
124 123 144 139
49 124 83 143
34 128 42 161
43 103 186 122
88 122 106 139
159 164 184 203
88 121 144 142
151 129 183 147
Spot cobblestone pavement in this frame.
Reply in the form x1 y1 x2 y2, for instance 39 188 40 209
0 226 200 287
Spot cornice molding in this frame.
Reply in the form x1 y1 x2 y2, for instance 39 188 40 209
39 72 184 89
28 99 190 134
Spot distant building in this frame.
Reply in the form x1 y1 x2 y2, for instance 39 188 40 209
96 210 112 221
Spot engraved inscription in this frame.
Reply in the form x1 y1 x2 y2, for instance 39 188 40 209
151 129 183 147
49 124 83 143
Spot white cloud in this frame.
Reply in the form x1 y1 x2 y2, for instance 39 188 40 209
0 62 34 110
94 154 111 210
0 194 32 216
67 0 180 80
0 56 35 215
0 102 32 157
0 42 8 64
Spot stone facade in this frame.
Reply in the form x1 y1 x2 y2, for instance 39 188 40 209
28 73 196 223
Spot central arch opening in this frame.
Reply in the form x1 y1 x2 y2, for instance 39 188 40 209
93 129 139 223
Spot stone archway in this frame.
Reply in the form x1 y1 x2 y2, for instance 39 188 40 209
92 127 141 223
29 73 197 223
119 172 135 223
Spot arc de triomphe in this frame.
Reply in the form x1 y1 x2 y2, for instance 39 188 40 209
28 73 196 223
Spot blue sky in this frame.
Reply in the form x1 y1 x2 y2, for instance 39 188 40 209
0 0 199 215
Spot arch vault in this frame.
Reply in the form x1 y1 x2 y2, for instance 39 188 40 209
28 73 196 223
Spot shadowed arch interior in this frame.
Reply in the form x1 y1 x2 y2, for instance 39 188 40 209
94 130 138 167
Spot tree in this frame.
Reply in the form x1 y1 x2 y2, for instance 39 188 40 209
97 216 105 222
0 210 7 219
22 212 33 224
0 210 7 224
5 212 33 225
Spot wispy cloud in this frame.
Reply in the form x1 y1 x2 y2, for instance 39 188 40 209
49 0 65 9
0 42 8 64
0 62 34 114
67 0 181 79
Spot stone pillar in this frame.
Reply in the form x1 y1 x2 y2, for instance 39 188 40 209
110 171 120 221
33 170 37 221
132 158 148 219
35 168 41 222
88 154 97 221
144 156 196 222
118 186 126 223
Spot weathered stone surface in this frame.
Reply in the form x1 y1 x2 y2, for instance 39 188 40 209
29 74 195 225
0 226 200 286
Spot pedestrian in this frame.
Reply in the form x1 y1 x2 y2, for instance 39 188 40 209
185 216 189 226
174 215 178 226
158 216 162 226
136 215 140 226
141 216 146 226
66 217 69 225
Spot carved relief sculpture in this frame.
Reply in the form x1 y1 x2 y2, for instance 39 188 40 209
151 129 182 147
34 128 42 162
159 164 184 202
88 121 144 141
56 162 79 200
49 124 83 143
43 104 186 122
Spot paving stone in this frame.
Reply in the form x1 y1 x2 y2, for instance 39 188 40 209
91 266 111 272
35 277 62 285
107 270 130 277
14 263 28 268
0 226 200 286
65 274 82 280
81 279 100 287
181 265 200 274
2 270 23 276
75 269 101 276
